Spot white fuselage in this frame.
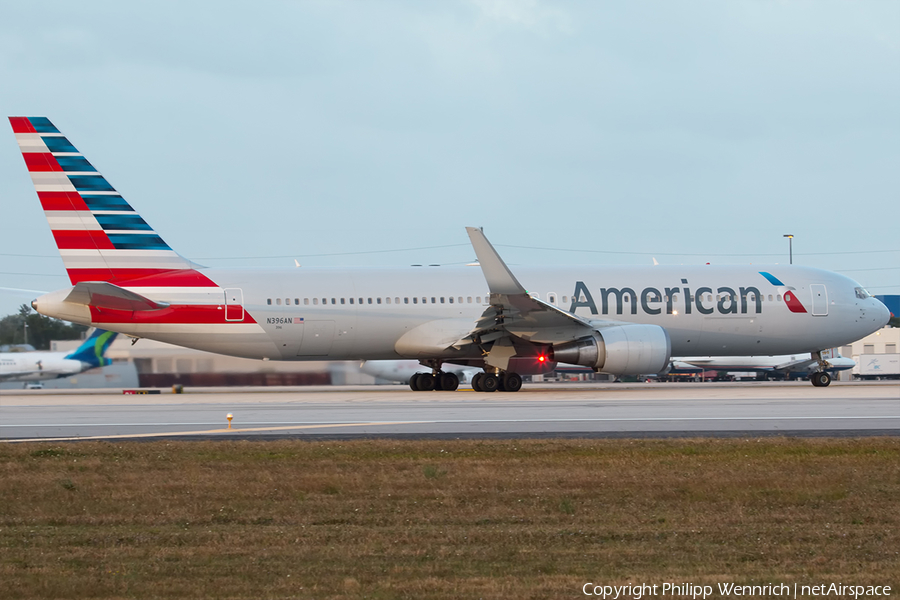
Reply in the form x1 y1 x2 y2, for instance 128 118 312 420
0 352 86 382
34 263 890 363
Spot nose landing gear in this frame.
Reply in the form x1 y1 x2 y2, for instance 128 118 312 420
810 371 832 387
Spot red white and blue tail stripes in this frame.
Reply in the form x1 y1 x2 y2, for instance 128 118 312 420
10 117 259 330
9 116 197 285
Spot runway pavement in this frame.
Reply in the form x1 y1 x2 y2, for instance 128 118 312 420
1 381 898 441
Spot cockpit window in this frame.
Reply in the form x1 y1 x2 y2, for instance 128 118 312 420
854 287 871 299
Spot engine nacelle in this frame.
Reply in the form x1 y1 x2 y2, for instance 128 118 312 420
551 324 671 376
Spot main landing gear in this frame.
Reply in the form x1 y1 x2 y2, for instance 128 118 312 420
409 371 459 391
408 369 524 392
810 371 832 387
471 371 522 393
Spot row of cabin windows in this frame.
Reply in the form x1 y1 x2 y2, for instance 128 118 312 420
267 296 486 306
266 293 784 307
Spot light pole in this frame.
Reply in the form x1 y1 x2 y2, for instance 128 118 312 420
783 234 794 265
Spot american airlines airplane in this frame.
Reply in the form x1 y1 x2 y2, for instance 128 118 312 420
0 328 117 384
9 117 891 392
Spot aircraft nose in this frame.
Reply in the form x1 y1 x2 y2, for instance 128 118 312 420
873 298 891 326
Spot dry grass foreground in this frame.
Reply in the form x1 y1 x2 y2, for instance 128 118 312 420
1 437 898 599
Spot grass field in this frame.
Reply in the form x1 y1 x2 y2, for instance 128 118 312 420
1 437 898 599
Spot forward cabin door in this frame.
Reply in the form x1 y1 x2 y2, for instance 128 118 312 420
810 284 828 316
224 288 244 321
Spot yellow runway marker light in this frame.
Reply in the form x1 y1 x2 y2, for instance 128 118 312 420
226 413 233 429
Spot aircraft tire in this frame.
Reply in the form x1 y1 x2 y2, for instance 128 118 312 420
812 371 831 387
409 373 421 391
418 373 436 391
481 373 500 392
440 372 460 391
502 372 523 392
472 372 485 392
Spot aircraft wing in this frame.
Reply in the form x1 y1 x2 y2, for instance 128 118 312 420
771 357 818 374
452 228 624 368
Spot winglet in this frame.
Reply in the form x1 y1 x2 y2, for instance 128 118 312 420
465 227 526 296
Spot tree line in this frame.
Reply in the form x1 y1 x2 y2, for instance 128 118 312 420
0 305 88 350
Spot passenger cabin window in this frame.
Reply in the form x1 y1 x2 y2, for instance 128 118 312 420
549 294 556 304
276 298 282 305
467 297 472 303
294 299 299 305
267 299 272 305
313 298 318 305
350 298 354 304
449 297 454 304
331 298 336 305
377 298 382 304
413 297 418 304
304 298 309 305
340 298 345 304
405 297 409 304
368 298 373 304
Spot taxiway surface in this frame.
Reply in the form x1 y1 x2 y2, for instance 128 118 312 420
1 381 897 441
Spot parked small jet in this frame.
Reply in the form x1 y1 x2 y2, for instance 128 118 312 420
0 328 117 383
671 350 855 384
10 117 891 391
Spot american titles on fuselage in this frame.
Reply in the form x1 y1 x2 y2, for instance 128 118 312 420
569 280 772 316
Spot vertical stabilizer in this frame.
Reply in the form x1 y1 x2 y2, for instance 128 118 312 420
9 117 197 285
64 329 118 368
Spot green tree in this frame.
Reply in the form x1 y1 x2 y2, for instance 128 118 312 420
0 305 88 350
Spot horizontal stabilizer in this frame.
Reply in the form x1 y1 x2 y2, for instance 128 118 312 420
64 281 169 312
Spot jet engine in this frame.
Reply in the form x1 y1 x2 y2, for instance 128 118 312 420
550 324 671 375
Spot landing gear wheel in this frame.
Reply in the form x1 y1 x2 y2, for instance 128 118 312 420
502 372 523 392
481 373 500 393
472 372 485 392
439 372 459 391
417 373 435 391
811 371 832 387
409 373 421 391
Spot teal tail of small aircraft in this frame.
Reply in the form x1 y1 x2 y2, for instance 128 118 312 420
65 329 117 367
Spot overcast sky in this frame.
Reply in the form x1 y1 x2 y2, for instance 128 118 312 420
2 0 898 317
